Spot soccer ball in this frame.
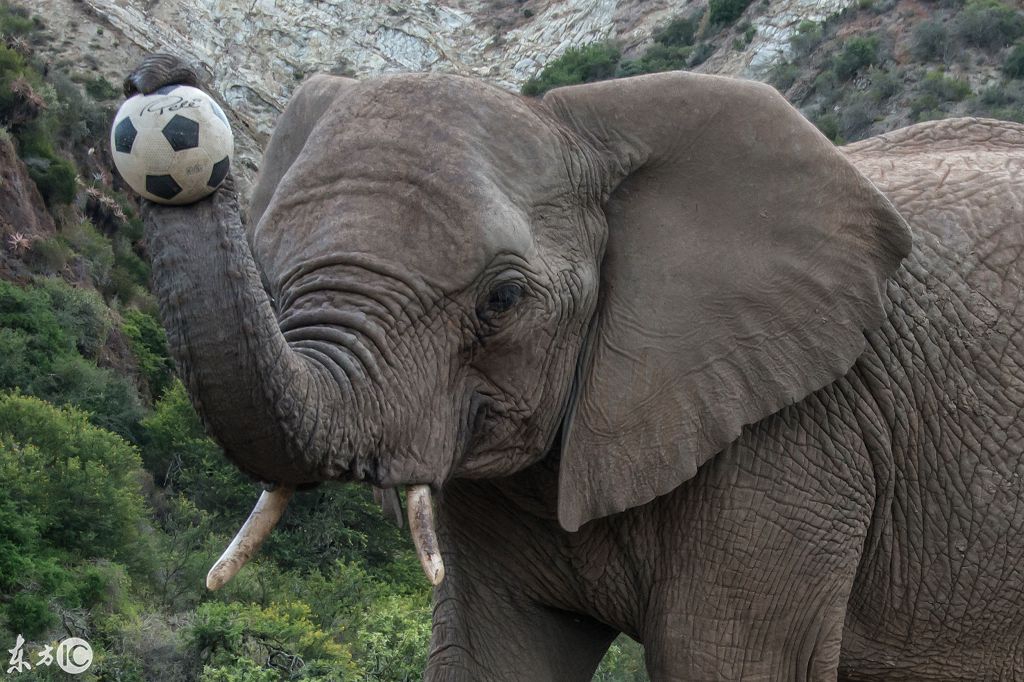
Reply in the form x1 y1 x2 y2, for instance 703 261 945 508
110 85 233 205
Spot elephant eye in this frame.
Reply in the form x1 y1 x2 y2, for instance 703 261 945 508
479 282 524 321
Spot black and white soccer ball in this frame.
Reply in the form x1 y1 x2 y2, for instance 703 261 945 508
110 85 233 205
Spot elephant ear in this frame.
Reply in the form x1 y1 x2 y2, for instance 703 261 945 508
543 73 911 532
248 74 356 230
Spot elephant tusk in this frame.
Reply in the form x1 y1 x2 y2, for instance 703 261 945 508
206 486 294 590
406 484 444 586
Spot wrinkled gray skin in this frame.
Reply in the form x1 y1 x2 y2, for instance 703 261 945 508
130 55 1024 680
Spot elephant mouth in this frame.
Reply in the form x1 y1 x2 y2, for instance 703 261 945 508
206 482 444 591
204 392 494 592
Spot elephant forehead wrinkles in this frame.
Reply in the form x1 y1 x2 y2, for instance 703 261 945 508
254 74 578 295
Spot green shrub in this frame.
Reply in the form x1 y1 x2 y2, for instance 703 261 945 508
920 69 972 101
769 61 800 90
689 42 715 66
187 601 358 679
26 235 74 274
867 66 901 102
25 154 77 206
910 92 943 119
652 13 702 47
967 81 1024 121
121 308 173 399
0 2 37 37
1004 43 1024 78
954 0 1024 49
911 19 950 61
814 112 841 142
33 276 110 358
0 281 144 438
64 220 116 286
0 280 71 367
35 354 145 439
790 20 823 57
839 93 881 139
618 43 693 75
709 0 754 26
522 42 621 96
83 76 120 101
0 393 147 561
831 35 880 80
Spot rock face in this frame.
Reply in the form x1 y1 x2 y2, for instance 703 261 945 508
0 132 57 282
37 0 855 193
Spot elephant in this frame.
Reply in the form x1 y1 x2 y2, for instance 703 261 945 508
126 54 1024 680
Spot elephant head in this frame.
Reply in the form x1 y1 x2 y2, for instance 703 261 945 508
139 63 910 587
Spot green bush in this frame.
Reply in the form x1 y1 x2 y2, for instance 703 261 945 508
1004 43 1024 78
954 0 1024 49
689 42 715 66
34 354 145 439
0 393 147 560
910 92 943 119
814 112 841 142
831 35 881 80
0 280 144 439
63 220 115 287
187 601 358 680
769 61 800 90
121 308 173 399
790 20 823 57
26 154 77 206
522 42 622 96
617 43 693 75
867 66 901 102
652 14 701 47
0 279 72 367
0 2 37 37
33 276 110 358
839 93 881 139
0 394 149 637
709 0 754 26
920 69 972 101
83 76 120 101
967 81 1024 121
352 592 432 681
911 19 950 61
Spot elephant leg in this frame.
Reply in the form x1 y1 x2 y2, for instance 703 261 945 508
639 394 877 681
425 573 617 682
426 477 619 681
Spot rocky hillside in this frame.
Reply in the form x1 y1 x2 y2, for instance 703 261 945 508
22 0 1024 196
29 0 862 191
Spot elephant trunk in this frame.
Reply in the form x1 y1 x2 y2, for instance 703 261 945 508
144 179 354 486
145 180 446 589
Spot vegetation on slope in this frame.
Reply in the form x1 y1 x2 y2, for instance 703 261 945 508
524 0 1024 147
